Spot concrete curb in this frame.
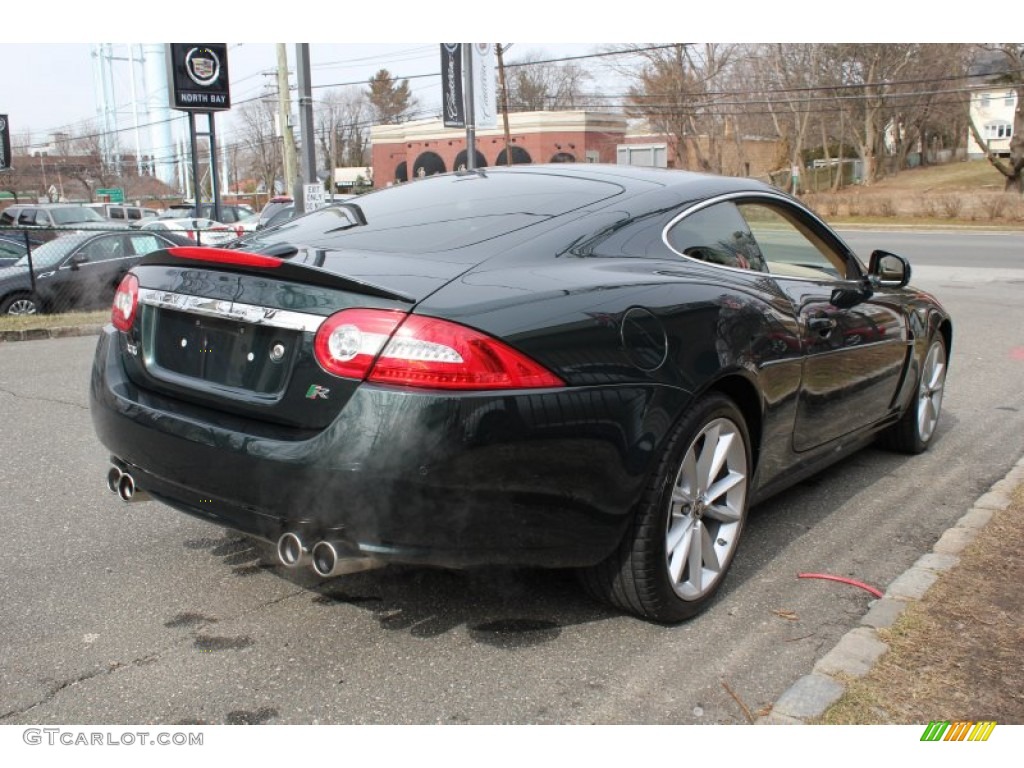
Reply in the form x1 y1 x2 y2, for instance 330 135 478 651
0 324 104 343
758 454 1024 724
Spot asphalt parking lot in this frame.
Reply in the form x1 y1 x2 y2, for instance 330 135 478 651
1 230 1022 725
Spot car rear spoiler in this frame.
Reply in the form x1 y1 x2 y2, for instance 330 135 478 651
136 246 416 305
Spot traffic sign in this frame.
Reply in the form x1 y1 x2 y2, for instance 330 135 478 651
97 187 125 203
304 184 326 212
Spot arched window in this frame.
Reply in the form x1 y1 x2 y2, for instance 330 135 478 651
453 149 487 171
394 162 408 183
494 146 532 166
412 152 446 178
550 152 576 163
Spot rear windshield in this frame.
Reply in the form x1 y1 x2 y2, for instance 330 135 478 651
246 170 624 253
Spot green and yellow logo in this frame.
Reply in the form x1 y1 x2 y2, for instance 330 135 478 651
921 721 996 742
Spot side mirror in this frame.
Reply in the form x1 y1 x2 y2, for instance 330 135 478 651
69 253 89 269
869 250 911 288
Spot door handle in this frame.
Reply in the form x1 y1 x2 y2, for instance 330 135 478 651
808 316 837 334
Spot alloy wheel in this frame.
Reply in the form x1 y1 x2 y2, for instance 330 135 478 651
917 339 946 444
5 298 37 315
665 417 748 600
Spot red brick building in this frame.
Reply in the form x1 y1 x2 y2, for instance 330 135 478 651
370 111 627 186
369 110 783 187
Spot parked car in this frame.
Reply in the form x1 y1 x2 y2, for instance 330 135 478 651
158 203 255 236
0 229 191 315
253 195 357 232
142 217 238 246
0 233 44 267
254 196 293 230
90 165 952 623
0 204 128 242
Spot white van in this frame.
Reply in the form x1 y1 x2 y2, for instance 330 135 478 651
85 203 160 226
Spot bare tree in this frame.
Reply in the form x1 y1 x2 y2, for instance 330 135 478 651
747 43 827 191
968 44 1024 193
316 86 370 180
0 130 32 202
819 44 928 185
54 122 121 201
504 52 592 111
622 43 735 173
234 99 282 196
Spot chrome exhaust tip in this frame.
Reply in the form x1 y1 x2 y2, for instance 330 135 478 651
106 466 123 495
310 541 382 578
108 465 149 502
276 532 311 568
116 471 149 502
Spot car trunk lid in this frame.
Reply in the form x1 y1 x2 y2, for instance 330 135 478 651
119 246 455 431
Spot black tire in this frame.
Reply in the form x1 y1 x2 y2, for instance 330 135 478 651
881 334 947 454
0 292 40 316
580 392 752 623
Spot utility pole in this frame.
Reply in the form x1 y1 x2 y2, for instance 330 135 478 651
497 44 514 166
276 44 298 200
294 43 317 214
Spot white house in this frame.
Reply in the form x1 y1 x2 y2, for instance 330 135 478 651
967 54 1018 159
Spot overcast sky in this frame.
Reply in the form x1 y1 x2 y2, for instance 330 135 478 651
0 5 961 144
0 43 614 139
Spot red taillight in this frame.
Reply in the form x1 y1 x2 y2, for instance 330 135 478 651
112 273 139 332
167 246 282 268
314 309 406 379
313 308 564 391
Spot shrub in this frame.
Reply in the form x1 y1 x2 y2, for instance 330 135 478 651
981 194 1011 220
939 195 963 219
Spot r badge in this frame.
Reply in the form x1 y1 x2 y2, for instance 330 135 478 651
305 385 330 400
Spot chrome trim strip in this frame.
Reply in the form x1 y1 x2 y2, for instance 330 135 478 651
138 288 326 333
661 190 865 284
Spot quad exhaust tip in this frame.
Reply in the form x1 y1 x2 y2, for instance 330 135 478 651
310 540 382 578
106 465 150 503
276 532 312 568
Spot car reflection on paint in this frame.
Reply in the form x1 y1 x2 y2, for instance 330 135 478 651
90 164 951 623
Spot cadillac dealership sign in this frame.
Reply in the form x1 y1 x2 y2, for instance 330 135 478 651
167 44 231 112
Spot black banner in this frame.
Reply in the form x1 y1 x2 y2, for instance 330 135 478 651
441 44 465 128
0 114 10 171
167 44 231 112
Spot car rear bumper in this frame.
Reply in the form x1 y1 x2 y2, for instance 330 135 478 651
90 327 680 569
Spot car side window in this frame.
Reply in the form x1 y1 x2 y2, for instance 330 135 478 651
78 236 123 263
110 208 126 220
665 202 768 272
18 210 37 225
736 202 849 280
128 234 164 256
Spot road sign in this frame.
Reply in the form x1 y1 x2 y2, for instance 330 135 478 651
97 187 125 203
304 184 326 212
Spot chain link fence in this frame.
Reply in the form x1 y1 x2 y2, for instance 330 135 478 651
0 223 226 317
